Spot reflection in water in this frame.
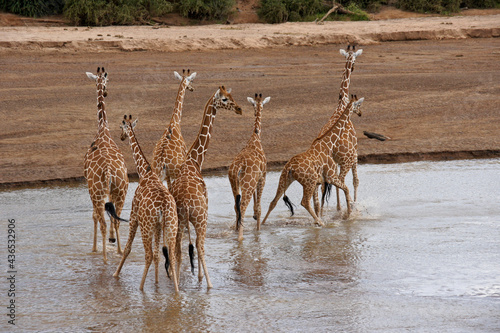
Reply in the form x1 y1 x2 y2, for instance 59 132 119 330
1 159 499 331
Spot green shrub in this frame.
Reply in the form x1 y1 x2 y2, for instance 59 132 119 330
63 0 173 25
177 0 235 20
258 0 325 23
258 0 288 23
1 0 64 17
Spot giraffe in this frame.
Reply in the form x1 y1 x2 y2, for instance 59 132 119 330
83 67 128 262
112 115 179 292
152 69 197 189
228 93 270 241
261 96 364 226
170 86 242 289
320 94 363 213
318 45 363 210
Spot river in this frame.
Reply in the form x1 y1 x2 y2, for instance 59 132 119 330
1 159 499 332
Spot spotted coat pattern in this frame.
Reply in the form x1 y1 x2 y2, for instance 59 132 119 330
318 47 363 209
261 98 363 226
152 70 196 189
170 86 242 289
228 94 270 241
83 67 128 262
113 116 179 292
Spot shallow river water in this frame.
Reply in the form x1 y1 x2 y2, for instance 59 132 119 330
1 159 499 332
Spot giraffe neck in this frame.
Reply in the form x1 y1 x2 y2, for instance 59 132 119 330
186 93 217 170
337 59 354 109
317 58 354 138
96 80 108 132
169 79 189 135
252 105 263 138
126 128 152 178
313 103 352 154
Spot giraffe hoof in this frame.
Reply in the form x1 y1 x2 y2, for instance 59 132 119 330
109 238 116 243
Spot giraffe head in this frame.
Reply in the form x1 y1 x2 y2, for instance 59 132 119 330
348 94 365 117
174 69 197 92
86 67 108 98
120 114 138 141
213 86 243 115
247 93 271 116
339 45 363 72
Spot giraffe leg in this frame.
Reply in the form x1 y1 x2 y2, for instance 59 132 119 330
175 216 187 283
254 173 266 231
261 168 292 225
140 232 154 291
92 208 99 253
238 189 254 241
153 221 162 284
113 216 139 277
313 186 321 217
328 170 352 218
195 228 213 289
352 162 359 202
163 207 179 293
301 183 325 226
93 203 108 262
111 193 127 255
228 164 241 228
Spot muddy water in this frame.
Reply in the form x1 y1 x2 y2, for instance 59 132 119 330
1 159 499 332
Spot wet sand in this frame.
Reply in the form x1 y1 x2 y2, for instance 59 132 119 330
0 17 500 187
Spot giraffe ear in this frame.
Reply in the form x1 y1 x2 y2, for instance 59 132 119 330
187 72 197 81
174 71 183 81
339 49 348 57
354 49 363 57
262 96 271 105
247 97 256 106
131 118 138 129
214 88 221 98
86 72 98 80
226 88 232 94
354 97 365 106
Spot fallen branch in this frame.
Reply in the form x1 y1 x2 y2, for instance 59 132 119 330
363 131 391 141
315 2 356 24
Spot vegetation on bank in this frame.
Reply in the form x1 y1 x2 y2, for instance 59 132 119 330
1 0 498 24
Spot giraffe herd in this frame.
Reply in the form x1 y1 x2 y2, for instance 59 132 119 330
83 45 364 292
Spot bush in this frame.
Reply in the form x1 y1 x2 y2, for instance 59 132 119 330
176 0 235 20
258 0 326 23
259 0 371 23
258 0 289 23
1 0 64 17
64 0 173 25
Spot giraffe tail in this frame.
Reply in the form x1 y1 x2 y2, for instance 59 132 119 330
282 167 295 216
235 194 242 231
283 195 295 216
186 220 195 275
321 182 333 206
104 202 129 222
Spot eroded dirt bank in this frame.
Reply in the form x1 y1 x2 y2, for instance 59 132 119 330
1 15 499 53
1 17 499 187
